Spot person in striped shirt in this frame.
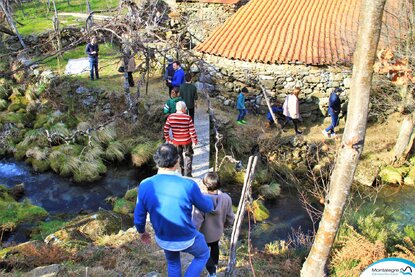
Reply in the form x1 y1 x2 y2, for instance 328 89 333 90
164 101 198 177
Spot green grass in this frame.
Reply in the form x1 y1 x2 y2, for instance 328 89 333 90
14 0 118 35
31 220 67 240
40 43 124 91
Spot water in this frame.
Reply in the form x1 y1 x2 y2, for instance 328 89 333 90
0 158 155 215
247 190 314 248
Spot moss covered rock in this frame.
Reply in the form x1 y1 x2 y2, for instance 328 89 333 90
0 191 48 232
124 187 137 202
113 198 135 215
251 200 270 222
46 210 132 246
379 166 402 185
404 166 415 187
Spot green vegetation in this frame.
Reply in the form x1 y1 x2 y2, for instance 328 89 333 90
113 198 135 215
124 187 137 202
0 187 48 231
31 220 67 241
14 0 118 35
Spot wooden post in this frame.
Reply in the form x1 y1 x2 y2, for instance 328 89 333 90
0 0 26 49
225 155 258 277
258 83 279 128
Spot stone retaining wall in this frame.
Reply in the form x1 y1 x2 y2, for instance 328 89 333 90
193 54 352 121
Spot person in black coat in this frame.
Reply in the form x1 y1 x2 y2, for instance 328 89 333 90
323 87 342 138
85 36 99 80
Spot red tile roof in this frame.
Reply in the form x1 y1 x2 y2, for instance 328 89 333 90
199 0 240 3
196 0 400 65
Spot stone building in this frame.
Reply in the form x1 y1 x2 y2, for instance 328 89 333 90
183 0 404 121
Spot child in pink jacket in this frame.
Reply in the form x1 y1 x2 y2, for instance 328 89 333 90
192 172 235 277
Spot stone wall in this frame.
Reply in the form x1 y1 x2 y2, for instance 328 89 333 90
176 2 236 44
193 54 352 122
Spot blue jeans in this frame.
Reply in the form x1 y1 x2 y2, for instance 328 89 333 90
325 112 339 134
237 109 246 121
163 231 210 277
89 58 99 80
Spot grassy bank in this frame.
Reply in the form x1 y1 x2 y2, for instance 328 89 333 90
14 0 118 35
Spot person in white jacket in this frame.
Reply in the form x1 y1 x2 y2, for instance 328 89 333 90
192 172 235 277
282 87 302 135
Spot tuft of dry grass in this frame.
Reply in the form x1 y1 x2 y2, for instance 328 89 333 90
393 237 415 262
331 226 387 276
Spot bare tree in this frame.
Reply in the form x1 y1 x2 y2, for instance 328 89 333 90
300 0 387 276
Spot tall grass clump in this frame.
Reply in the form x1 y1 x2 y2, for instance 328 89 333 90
131 141 161 167
104 141 126 161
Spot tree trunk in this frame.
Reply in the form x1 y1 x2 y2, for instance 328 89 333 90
393 112 415 164
0 0 26 49
300 0 387 276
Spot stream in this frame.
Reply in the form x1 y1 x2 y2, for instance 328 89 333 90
2 158 413 249
0 158 154 215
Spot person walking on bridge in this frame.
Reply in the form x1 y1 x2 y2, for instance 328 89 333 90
134 143 213 277
180 73 198 122
164 101 198 177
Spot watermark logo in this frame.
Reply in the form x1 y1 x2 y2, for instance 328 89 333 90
361 258 415 276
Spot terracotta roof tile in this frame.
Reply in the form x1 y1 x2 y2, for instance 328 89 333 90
196 0 401 65
198 0 240 4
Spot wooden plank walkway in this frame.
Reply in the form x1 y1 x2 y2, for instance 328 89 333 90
192 102 211 179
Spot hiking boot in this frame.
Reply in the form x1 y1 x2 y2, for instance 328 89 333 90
322 130 330 138
296 130 302 135
237 121 244 125
241 120 247 124
331 133 337 138
207 273 217 277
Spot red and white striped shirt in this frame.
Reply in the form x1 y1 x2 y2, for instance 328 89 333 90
164 112 198 145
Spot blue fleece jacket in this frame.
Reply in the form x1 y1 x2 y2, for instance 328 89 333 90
266 106 283 121
171 68 185 87
134 172 213 242
236 92 245 109
328 92 341 115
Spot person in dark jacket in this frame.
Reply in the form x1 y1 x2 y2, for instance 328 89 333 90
323 87 342 138
179 73 198 121
85 36 99 80
134 144 213 277
164 56 175 96
266 102 283 127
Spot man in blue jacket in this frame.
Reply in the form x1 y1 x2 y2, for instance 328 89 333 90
168 61 185 90
134 143 213 277
323 87 342 138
